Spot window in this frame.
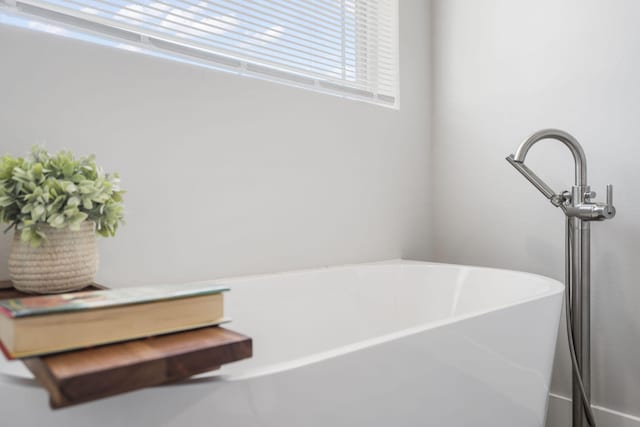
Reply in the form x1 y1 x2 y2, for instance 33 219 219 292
1 0 399 106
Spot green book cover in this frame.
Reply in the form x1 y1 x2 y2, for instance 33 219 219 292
0 282 228 318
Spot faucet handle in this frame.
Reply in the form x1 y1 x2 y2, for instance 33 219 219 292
564 185 616 220
597 184 616 220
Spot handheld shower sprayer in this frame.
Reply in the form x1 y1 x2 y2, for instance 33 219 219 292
506 154 564 207
506 129 616 427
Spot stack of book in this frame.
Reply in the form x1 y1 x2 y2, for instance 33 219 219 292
0 282 228 359
0 282 252 409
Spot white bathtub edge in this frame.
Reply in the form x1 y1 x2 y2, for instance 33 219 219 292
218 284 562 382
215 258 564 292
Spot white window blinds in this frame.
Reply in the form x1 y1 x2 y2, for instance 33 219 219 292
5 0 399 106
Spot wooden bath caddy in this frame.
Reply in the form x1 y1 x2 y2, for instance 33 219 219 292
0 280 252 409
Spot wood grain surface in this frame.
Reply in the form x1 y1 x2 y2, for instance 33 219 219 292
24 326 252 408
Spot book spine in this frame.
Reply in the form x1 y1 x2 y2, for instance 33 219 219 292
0 340 14 360
0 305 14 319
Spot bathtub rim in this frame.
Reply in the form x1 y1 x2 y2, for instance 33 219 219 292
206 259 564 381
0 259 564 386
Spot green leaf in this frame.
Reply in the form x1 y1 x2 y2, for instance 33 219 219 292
66 196 80 208
68 212 88 230
0 196 14 208
63 182 78 194
47 213 66 228
48 195 66 213
31 204 45 222
32 162 43 179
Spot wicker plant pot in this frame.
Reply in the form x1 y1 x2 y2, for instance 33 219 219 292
8 221 98 294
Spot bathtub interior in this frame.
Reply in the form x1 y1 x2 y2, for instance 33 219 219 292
216 261 563 376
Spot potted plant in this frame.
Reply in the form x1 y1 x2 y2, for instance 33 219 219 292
0 147 124 294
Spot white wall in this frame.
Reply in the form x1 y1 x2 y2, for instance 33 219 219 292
431 1 640 425
0 1 432 286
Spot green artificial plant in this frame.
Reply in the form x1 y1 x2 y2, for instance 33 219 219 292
0 146 124 246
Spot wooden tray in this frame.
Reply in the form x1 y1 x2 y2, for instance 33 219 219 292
0 281 252 408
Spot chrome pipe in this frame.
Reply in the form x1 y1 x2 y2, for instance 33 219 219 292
570 217 590 427
566 217 597 427
581 221 592 425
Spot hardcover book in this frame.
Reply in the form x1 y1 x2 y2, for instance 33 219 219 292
0 282 228 359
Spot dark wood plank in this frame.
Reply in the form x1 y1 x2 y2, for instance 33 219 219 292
24 326 252 409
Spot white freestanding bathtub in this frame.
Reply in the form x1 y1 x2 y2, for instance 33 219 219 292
0 260 563 427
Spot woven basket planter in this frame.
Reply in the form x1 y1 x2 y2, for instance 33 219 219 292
8 221 98 294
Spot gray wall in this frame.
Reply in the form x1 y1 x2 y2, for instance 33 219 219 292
0 1 432 286
431 1 640 425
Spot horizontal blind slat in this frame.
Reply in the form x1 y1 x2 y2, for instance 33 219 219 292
11 0 398 104
173 0 361 49
41 0 355 72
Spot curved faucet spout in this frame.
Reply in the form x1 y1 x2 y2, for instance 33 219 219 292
513 129 588 186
